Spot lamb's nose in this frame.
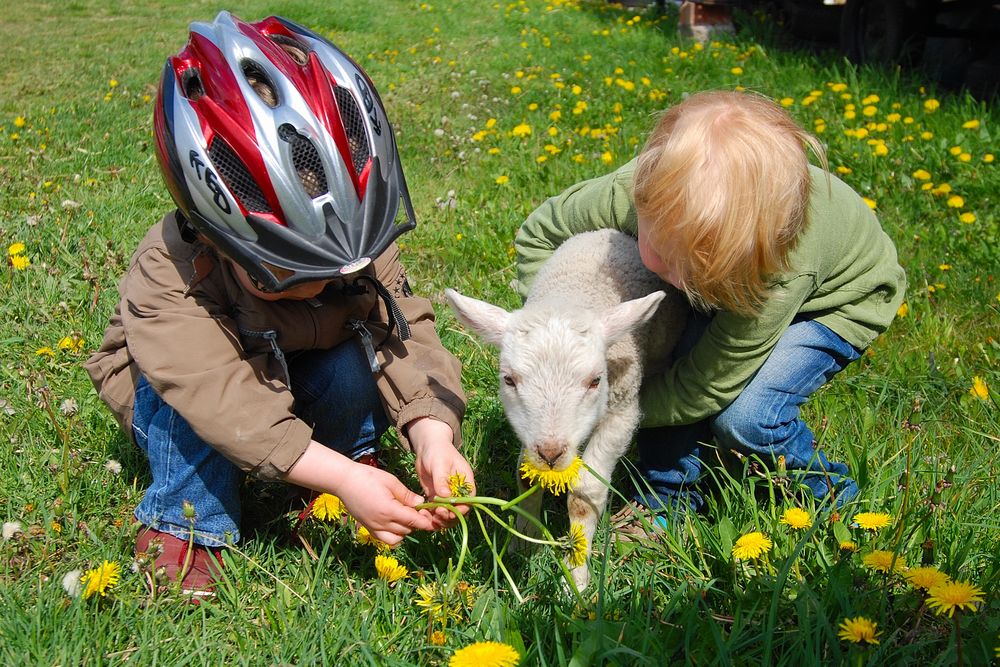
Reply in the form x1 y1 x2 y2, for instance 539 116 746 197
535 440 568 467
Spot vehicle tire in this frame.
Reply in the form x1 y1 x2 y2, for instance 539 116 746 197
839 0 926 66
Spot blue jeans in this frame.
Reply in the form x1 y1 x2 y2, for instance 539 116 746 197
131 340 389 546
635 314 861 512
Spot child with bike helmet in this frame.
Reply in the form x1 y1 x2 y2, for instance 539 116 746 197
85 11 474 598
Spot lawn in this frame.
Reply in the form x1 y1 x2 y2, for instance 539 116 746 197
0 0 997 665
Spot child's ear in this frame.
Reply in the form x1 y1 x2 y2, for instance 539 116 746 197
444 288 510 346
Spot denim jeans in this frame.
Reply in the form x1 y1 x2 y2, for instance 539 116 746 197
635 313 862 512
131 340 389 546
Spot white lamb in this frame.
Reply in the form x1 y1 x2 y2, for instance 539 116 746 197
445 229 687 590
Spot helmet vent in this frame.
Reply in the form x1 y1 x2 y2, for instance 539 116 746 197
241 60 278 108
279 125 328 198
269 34 309 66
182 69 205 101
332 85 371 177
207 138 272 213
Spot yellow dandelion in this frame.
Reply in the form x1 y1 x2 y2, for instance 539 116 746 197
927 580 985 617
779 507 812 530
81 560 121 599
563 522 588 567
912 169 931 181
896 302 908 318
356 525 389 551
415 581 463 623
779 97 794 107
905 566 950 590
495 175 510 185
838 616 881 645
840 541 858 552
14 116 26 127
946 195 964 208
8 242 26 256
10 254 30 271
374 554 408 583
984 153 994 163
511 123 532 138
969 376 989 400
36 347 55 357
57 336 85 353
448 472 472 497
863 197 877 210
730 67 743 75
862 550 906 573
853 511 892 531
959 212 976 224
836 165 852 175
732 531 772 561
310 493 344 521
520 456 583 495
961 119 980 130
430 630 447 646
924 98 940 112
601 151 613 165
449 641 520 667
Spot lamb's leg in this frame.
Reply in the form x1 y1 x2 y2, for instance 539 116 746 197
566 405 639 591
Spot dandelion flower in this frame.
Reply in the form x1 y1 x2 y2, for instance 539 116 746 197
374 554 408 583
495 175 509 185
311 493 344 521
732 531 772 561
862 550 906 573
730 66 743 75
415 580 463 623
839 540 858 552
959 212 976 224
13 116 26 128
448 472 472 497
520 456 583 495
853 511 892 531
912 169 931 181
449 641 520 667
779 507 812 530
81 560 121 599
2 521 23 540
927 580 985 617
8 242 26 256
961 119 980 130
430 630 447 645
36 347 55 357
104 460 123 475
863 197 877 210
905 566 950 590
562 522 588 567
838 616 881 645
511 123 532 138
946 195 964 208
896 302 908 318
356 525 389 551
970 376 989 400
923 98 940 112
10 254 30 271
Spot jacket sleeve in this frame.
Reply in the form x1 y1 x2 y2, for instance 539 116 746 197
121 246 313 479
515 160 639 300
639 273 817 426
368 244 467 451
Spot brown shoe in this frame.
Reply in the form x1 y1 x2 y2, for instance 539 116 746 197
135 526 223 601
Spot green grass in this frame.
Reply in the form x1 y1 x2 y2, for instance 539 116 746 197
1 0 998 664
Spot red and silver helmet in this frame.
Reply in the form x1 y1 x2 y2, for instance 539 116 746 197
154 11 416 291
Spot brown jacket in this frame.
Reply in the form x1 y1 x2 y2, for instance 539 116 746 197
84 213 466 479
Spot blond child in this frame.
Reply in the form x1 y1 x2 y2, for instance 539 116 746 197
516 91 905 524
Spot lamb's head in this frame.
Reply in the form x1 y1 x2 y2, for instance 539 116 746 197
445 288 665 472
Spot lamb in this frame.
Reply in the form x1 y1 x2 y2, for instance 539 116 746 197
445 229 687 590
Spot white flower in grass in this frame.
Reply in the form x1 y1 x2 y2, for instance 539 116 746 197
2 521 22 540
104 460 122 475
62 570 83 598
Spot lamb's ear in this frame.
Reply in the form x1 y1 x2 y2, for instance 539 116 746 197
601 291 666 344
444 288 511 346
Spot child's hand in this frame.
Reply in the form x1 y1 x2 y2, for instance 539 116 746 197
336 463 436 546
407 417 477 529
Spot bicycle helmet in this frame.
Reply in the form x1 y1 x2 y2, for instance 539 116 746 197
154 11 416 291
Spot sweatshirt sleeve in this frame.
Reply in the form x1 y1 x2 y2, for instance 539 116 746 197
368 244 467 451
639 273 817 426
121 246 313 478
515 161 638 300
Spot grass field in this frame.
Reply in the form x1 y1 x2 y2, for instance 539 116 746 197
1 1 997 664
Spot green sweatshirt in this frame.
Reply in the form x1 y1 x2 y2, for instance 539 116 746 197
515 159 906 427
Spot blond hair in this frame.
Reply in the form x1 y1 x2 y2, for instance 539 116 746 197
633 90 827 315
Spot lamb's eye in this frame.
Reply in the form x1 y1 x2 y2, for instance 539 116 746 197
588 377 601 390
503 374 517 388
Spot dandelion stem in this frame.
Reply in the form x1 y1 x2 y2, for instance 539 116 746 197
501 483 540 510
471 506 524 603
474 504 560 546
